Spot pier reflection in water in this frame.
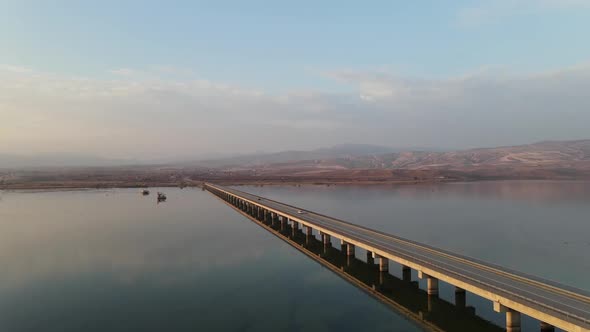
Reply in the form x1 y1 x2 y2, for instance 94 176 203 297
232 197 504 332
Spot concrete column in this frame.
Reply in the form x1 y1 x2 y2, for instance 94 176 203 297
455 287 466 308
281 216 287 231
540 322 555 332
494 303 521 332
321 232 331 245
346 243 355 257
366 251 374 265
427 277 439 296
506 310 521 332
402 265 411 282
292 221 299 230
306 225 313 236
375 255 389 272
418 271 439 296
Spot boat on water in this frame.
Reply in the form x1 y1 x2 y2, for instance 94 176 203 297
142 189 150 195
157 192 167 202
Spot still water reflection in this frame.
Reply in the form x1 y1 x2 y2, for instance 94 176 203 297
238 181 590 332
240 181 590 291
1 181 588 331
219 193 504 332
0 188 420 331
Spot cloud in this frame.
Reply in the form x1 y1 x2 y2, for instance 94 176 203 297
325 64 590 147
0 66 349 159
1 63 590 160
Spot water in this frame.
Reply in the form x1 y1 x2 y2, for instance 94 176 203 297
0 188 417 332
239 181 590 291
0 181 588 331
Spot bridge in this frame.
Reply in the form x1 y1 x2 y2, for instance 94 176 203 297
205 183 590 332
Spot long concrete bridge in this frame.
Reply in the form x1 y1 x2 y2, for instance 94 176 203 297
205 183 590 332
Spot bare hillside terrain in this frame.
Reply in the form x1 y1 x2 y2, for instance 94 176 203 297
2 140 589 189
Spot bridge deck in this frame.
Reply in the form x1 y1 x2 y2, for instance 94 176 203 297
206 183 590 332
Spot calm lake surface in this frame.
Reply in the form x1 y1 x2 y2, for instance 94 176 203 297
0 181 588 332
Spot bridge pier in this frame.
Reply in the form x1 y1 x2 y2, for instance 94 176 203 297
402 265 411 282
455 287 466 308
346 243 355 257
506 310 521 332
494 303 521 332
264 210 270 223
366 251 374 265
373 253 389 272
291 221 299 237
305 226 313 244
418 271 439 296
281 216 287 231
321 232 331 245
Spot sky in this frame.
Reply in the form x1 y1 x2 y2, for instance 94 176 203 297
1 0 590 161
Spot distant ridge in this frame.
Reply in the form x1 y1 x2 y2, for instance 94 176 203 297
211 139 590 171
192 144 405 168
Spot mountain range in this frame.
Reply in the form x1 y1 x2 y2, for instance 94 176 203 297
205 140 589 171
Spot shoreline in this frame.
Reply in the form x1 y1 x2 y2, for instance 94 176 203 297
0 179 442 190
3 177 589 191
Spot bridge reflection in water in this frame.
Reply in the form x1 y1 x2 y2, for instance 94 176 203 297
216 190 503 332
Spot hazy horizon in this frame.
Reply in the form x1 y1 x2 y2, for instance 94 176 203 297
2 1 590 161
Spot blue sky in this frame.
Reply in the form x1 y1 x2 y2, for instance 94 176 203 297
2 1 590 159
3 1 590 89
